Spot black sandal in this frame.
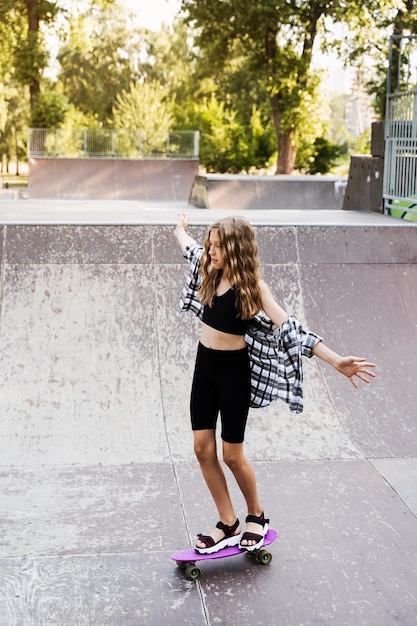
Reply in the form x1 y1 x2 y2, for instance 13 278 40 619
195 518 241 555
239 512 269 552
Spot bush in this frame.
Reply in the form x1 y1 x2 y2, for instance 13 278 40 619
31 91 69 128
296 136 347 175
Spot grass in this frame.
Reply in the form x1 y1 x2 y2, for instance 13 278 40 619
1 174 28 188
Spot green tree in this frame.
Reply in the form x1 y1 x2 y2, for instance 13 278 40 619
137 21 195 107
31 90 70 128
156 19 277 172
0 9 30 172
57 0 139 123
0 90 28 174
296 136 347 175
112 80 175 132
0 0 60 109
112 80 175 155
181 94 243 172
178 93 275 173
327 0 417 118
181 0 390 174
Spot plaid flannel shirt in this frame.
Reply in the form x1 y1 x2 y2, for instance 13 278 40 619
177 243 322 413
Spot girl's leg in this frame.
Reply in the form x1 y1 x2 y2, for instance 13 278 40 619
193 429 241 548
222 441 265 547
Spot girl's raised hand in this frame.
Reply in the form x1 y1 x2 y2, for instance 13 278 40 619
174 212 195 251
177 212 189 230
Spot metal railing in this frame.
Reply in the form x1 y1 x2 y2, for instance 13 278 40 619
383 35 417 220
27 128 200 159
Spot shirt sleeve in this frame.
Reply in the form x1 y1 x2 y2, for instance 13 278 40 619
177 243 204 318
246 313 323 412
279 315 322 356
183 243 204 267
299 324 322 358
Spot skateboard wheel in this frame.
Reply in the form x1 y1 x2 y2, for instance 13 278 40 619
185 564 201 580
176 561 187 570
257 549 272 565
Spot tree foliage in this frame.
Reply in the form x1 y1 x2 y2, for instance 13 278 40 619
0 0 61 108
161 18 277 172
181 0 416 173
181 0 346 173
31 90 70 128
1 0 416 174
112 80 175 132
57 1 138 122
0 5 29 170
324 0 417 117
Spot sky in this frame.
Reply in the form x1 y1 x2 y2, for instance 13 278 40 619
123 0 181 30
59 0 182 30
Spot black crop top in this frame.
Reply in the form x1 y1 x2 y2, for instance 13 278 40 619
202 288 249 336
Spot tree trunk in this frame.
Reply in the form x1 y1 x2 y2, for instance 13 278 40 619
264 5 323 174
270 94 296 174
275 131 296 174
26 0 40 110
26 0 39 40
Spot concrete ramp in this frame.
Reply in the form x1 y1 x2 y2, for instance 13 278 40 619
28 157 198 200
0 216 416 624
189 173 347 209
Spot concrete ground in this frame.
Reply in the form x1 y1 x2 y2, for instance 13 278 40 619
0 197 416 625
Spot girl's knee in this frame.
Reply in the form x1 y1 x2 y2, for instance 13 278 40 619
193 432 216 464
223 445 246 472
194 444 214 464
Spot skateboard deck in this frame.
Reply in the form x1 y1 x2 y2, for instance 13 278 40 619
171 528 278 579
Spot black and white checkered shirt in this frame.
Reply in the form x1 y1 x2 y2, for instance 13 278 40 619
177 243 322 413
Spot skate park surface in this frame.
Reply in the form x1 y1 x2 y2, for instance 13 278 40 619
0 196 416 625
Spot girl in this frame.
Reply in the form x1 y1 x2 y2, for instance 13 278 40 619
174 213 376 554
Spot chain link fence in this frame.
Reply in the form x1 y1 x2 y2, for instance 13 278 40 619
27 129 199 159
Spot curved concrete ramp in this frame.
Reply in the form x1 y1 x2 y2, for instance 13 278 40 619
0 216 416 624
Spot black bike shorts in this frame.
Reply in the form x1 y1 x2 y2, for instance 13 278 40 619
190 342 251 444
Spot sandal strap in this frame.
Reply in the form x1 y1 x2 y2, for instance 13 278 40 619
197 518 240 548
216 518 240 538
245 512 269 527
197 533 215 548
240 531 263 543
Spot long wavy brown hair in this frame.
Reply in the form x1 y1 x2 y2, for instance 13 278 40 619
199 216 262 320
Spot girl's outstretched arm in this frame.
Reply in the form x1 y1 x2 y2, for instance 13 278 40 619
259 280 376 387
312 342 376 388
174 212 197 252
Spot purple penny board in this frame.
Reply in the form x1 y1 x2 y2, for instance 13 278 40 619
171 528 278 576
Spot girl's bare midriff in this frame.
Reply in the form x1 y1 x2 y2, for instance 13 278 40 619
200 322 247 351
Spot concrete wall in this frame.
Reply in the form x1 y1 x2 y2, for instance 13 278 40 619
343 121 385 212
28 158 199 201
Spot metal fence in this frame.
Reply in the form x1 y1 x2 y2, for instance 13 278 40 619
27 129 200 159
383 35 417 220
